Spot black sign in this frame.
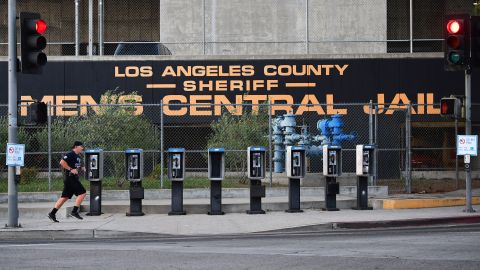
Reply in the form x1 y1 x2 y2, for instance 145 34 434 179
0 57 475 119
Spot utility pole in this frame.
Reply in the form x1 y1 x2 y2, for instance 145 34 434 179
464 68 475 212
7 0 19 228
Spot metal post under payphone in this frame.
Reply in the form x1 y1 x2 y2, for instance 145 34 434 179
125 149 144 216
247 147 267 214
322 145 341 211
86 149 104 216
208 148 225 215
285 146 306 213
353 145 374 210
168 148 186 215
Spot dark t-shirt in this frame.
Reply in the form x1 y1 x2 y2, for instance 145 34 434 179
62 151 81 177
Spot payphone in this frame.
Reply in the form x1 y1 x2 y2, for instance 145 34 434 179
167 148 186 215
247 147 266 214
354 144 375 210
85 149 103 216
125 149 144 216
285 146 306 213
322 145 342 211
208 148 225 215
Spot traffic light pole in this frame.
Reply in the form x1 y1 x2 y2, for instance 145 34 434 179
7 0 19 228
464 69 475 213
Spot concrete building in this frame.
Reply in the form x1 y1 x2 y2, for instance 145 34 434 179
0 0 473 55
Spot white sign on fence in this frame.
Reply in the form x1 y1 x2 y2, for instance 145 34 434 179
5 143 25 167
457 135 478 156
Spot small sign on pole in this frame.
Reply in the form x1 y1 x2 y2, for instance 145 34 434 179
6 143 25 167
457 135 478 156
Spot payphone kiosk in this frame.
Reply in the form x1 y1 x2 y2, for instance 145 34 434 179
125 149 144 216
168 148 186 215
247 146 266 214
208 148 225 215
354 144 375 210
85 149 103 216
322 145 342 211
285 146 306 213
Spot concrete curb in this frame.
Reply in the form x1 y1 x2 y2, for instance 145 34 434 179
375 197 480 209
332 215 480 229
0 229 95 240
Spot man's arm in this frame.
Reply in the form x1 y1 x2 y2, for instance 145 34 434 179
60 159 78 175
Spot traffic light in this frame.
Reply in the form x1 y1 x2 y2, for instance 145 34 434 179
470 16 480 67
27 102 48 125
20 12 47 74
440 97 462 118
444 14 470 71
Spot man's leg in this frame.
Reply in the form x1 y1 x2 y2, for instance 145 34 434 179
71 192 86 220
75 192 86 207
55 197 69 209
48 197 69 222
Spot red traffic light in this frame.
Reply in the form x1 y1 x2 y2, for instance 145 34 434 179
20 12 47 74
447 20 461 34
441 100 450 114
440 97 460 117
35 19 46 34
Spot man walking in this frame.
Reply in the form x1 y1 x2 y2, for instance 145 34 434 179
48 141 86 222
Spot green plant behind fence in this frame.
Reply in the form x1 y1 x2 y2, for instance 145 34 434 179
207 105 269 183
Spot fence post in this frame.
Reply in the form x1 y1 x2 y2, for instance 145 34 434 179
406 104 412 193
160 101 164 189
268 100 273 187
47 102 52 191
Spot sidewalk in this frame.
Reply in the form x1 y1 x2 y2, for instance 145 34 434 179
1 206 479 240
1 188 480 240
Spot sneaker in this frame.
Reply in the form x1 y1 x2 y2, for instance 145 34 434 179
70 211 83 220
48 212 59 223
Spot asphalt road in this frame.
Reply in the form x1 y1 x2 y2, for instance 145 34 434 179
1 225 480 270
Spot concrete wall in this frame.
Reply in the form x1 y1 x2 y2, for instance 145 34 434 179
160 0 387 55
307 0 387 54
0 0 388 55
0 0 474 56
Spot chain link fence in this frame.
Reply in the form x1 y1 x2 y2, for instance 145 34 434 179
408 103 480 193
2 101 477 194
0 0 474 56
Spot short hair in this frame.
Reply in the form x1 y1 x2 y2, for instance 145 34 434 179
72 141 84 148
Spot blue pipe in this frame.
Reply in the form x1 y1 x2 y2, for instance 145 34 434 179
316 114 355 146
272 117 285 173
272 114 355 173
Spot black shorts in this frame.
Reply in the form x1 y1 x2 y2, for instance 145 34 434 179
61 175 86 199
